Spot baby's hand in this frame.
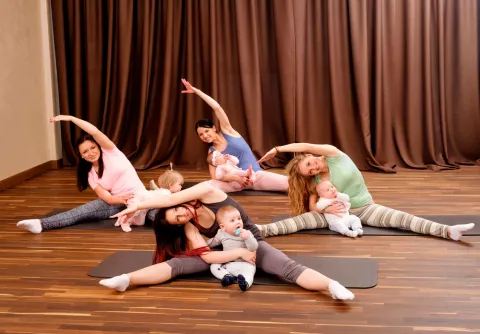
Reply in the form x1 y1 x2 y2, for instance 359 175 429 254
239 229 250 240
224 154 230 160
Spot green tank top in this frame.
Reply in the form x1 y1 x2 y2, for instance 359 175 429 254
316 152 372 208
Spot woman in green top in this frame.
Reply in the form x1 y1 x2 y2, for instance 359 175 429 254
257 143 474 241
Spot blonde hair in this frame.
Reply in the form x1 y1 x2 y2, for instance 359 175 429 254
285 155 316 215
157 170 184 189
216 205 240 224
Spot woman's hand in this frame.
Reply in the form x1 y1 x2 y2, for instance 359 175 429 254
110 204 139 219
241 249 256 265
119 193 135 205
257 148 277 164
49 115 73 123
323 202 347 217
181 78 197 94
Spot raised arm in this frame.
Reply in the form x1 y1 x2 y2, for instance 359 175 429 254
50 115 115 150
258 143 340 164
181 78 239 136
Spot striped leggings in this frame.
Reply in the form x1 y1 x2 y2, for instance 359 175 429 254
257 203 450 239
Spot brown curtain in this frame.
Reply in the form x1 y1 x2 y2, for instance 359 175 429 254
50 0 480 171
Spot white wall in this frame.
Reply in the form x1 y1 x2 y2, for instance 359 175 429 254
0 0 61 182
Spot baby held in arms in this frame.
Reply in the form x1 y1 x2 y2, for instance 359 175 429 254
207 206 258 291
316 181 363 238
207 151 255 189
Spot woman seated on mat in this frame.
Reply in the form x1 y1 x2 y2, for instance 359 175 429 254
99 181 355 301
256 143 474 241
17 115 146 234
181 78 288 193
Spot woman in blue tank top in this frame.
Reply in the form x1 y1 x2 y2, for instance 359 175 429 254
181 79 288 193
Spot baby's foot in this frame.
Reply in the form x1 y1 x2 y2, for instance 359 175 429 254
246 165 255 185
237 274 250 291
149 180 159 190
345 230 358 238
120 223 132 232
221 274 235 287
355 228 364 236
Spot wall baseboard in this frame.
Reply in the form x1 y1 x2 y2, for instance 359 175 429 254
0 159 63 191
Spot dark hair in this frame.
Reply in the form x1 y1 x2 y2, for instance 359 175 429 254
194 118 215 132
75 134 104 192
152 204 210 264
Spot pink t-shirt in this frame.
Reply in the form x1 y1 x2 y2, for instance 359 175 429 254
88 147 146 196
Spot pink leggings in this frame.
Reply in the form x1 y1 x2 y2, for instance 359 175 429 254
207 171 288 193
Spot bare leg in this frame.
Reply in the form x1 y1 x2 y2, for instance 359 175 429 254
99 262 173 291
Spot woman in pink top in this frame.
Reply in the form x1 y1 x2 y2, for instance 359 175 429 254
17 115 146 234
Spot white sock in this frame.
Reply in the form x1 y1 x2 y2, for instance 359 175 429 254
356 228 364 236
99 274 130 292
345 230 358 238
449 223 475 241
328 281 355 300
17 219 42 234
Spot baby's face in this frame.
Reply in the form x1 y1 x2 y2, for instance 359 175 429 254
169 178 183 193
219 210 243 235
215 155 226 166
317 181 338 199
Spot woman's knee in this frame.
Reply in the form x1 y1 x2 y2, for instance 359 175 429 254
165 257 210 277
257 242 306 282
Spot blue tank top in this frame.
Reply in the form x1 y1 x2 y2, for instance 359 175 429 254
209 132 262 172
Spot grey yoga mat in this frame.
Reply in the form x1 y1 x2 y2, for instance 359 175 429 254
269 214 480 236
88 250 378 288
182 182 287 196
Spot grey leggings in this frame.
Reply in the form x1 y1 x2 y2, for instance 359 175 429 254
40 198 125 230
165 241 307 284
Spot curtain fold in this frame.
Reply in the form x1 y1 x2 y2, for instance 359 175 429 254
50 0 480 171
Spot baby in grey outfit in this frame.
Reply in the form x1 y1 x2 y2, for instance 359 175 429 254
207 205 258 291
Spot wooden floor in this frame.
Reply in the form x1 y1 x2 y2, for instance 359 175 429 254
1 166 479 334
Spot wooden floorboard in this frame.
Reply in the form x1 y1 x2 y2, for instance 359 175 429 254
1 167 479 334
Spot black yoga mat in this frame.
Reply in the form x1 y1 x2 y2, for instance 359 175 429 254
269 214 480 236
88 250 377 288
182 182 287 196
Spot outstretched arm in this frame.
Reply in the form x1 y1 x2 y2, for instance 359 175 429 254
111 182 227 218
50 115 115 150
181 78 239 136
258 143 340 164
